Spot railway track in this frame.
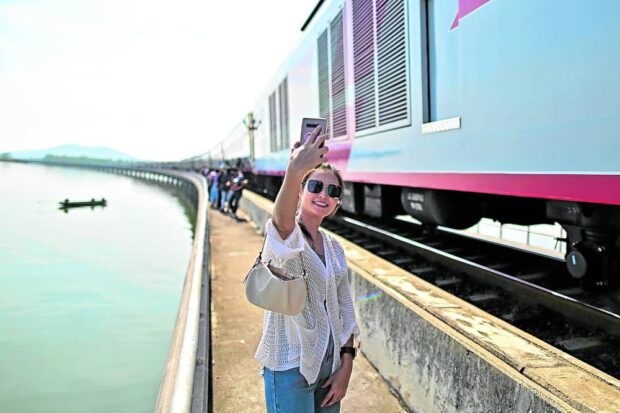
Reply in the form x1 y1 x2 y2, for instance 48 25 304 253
322 214 620 379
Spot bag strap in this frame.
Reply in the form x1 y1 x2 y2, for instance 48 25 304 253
248 224 309 302
257 224 307 276
257 234 268 262
298 245 307 278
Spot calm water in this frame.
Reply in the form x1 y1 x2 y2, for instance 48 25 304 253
0 162 193 412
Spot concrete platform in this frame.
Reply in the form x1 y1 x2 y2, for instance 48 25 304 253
209 208 409 412
239 190 620 413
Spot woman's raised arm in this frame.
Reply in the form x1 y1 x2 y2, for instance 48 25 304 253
271 126 328 240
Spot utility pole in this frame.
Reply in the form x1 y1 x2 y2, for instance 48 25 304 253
244 112 260 162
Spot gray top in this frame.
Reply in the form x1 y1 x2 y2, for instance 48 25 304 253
317 252 326 267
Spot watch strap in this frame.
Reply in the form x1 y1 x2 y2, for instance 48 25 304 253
340 346 356 359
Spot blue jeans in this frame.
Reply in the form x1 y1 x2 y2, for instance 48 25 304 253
209 184 219 206
263 333 340 413
228 190 242 215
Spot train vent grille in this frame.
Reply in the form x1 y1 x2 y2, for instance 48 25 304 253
269 91 277 152
376 0 408 125
352 0 377 132
330 10 347 138
278 77 289 150
318 29 331 121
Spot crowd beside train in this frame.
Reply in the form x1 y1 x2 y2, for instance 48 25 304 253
202 167 248 221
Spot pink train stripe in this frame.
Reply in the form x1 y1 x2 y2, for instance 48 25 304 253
344 172 620 206
254 169 620 206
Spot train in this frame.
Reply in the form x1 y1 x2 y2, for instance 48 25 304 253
203 0 620 288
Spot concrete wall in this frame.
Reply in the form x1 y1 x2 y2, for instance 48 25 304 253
350 268 559 412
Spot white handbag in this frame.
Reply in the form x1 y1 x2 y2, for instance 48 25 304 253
243 238 308 316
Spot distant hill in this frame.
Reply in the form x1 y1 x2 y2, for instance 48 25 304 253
7 144 139 161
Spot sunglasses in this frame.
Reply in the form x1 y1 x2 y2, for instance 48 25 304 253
306 179 343 199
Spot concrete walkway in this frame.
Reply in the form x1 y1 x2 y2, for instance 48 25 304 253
210 208 409 413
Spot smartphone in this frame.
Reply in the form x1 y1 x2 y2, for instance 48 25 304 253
300 117 327 144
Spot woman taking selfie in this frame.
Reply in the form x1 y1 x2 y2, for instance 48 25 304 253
255 126 360 412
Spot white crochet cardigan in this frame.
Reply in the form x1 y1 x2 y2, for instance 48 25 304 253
255 218 361 385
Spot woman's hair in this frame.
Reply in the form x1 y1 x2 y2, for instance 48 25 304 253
301 163 344 188
298 163 344 241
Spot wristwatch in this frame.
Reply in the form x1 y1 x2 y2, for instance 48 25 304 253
340 346 357 360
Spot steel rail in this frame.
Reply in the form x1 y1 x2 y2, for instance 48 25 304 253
338 216 620 338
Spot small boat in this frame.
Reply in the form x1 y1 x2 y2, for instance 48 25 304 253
59 198 107 209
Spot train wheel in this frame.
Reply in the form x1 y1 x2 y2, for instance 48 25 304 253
564 228 619 289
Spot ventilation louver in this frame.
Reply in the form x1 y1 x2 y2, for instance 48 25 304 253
269 92 277 152
278 78 289 150
376 0 407 125
317 10 348 139
352 0 409 133
330 10 347 138
352 0 377 131
318 30 330 120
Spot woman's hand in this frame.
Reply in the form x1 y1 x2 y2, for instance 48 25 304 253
320 360 353 408
271 126 328 239
287 126 329 180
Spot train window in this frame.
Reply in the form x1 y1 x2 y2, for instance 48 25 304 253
317 9 347 139
421 0 461 133
352 0 410 137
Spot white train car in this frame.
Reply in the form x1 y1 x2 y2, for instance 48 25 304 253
206 0 620 287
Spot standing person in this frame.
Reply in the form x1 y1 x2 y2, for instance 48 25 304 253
207 168 216 186
255 126 360 412
218 168 231 212
227 169 248 219
205 168 213 188
209 169 220 208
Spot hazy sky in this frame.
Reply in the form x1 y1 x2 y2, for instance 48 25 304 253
0 0 315 161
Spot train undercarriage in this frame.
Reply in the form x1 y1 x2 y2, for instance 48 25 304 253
251 174 620 290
